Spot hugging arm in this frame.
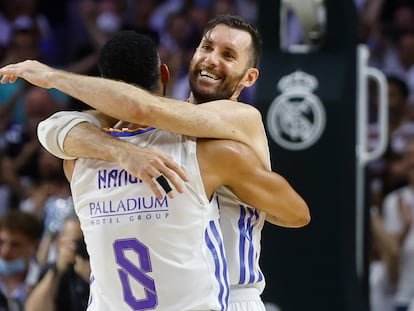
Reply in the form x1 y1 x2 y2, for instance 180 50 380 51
199 139 310 228
38 112 188 199
0 60 270 166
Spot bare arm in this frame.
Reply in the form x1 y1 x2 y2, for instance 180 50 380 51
25 268 61 311
198 139 310 228
26 236 78 311
62 121 189 199
0 60 270 167
370 209 400 284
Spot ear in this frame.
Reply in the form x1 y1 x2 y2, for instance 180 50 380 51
160 63 170 84
241 67 259 88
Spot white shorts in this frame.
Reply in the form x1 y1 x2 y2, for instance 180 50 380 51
228 288 266 311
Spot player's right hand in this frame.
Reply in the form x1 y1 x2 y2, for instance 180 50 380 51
117 145 189 200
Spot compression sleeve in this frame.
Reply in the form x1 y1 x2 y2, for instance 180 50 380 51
37 111 101 160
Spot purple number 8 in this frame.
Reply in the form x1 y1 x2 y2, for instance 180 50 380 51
113 238 158 310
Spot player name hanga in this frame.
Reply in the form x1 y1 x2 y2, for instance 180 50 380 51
89 196 168 215
97 169 143 189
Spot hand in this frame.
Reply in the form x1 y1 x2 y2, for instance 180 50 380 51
55 237 77 274
74 256 91 282
397 193 413 244
0 60 54 89
117 145 189 200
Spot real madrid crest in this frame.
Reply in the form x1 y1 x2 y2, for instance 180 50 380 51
266 70 326 150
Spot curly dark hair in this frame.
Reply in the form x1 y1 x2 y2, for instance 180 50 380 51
98 30 161 92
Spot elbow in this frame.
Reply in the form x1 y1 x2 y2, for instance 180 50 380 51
281 201 311 228
293 200 311 227
284 205 310 228
282 193 311 228
266 202 311 228
128 104 146 124
124 95 147 124
296 204 311 227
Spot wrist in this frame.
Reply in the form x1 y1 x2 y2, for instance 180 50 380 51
49 263 58 275
49 262 65 278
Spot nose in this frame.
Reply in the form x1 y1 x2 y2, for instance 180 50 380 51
203 50 219 67
0 243 12 260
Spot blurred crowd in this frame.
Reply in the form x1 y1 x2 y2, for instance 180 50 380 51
358 0 414 310
0 0 257 310
1 0 414 310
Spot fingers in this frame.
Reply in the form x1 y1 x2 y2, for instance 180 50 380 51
165 159 189 183
153 157 189 196
156 175 173 193
141 173 165 200
119 146 189 199
0 75 10 84
0 73 17 84
0 65 15 83
136 156 188 200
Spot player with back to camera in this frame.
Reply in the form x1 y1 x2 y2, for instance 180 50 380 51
0 15 311 311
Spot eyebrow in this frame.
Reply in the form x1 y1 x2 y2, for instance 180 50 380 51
201 34 212 44
201 35 239 56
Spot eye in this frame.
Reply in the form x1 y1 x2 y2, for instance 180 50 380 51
224 51 234 59
201 44 212 51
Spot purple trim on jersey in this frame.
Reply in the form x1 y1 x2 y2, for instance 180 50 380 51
88 275 95 307
246 208 255 283
205 220 229 311
215 195 228 301
238 207 247 283
107 127 156 137
238 205 263 285
258 263 264 282
248 208 259 283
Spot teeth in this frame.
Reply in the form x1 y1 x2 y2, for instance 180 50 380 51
200 70 219 80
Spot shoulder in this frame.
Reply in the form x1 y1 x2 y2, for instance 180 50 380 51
199 138 247 152
197 139 260 193
199 100 262 116
198 139 257 166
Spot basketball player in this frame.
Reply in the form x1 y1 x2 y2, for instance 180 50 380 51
0 16 310 311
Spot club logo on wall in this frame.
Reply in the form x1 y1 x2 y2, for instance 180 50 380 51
266 70 326 150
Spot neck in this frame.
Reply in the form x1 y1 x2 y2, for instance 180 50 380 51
113 120 147 130
188 93 239 105
1 272 26 293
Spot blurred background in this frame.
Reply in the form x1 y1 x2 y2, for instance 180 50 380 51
1 0 414 310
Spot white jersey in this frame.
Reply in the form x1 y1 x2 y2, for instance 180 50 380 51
217 186 266 294
382 186 414 307
70 127 229 311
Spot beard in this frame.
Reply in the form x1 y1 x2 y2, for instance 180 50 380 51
188 71 243 104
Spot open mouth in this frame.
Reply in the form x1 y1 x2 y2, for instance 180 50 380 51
200 70 220 80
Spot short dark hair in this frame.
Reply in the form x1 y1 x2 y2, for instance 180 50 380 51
0 210 43 241
203 14 262 67
387 75 409 99
98 30 161 92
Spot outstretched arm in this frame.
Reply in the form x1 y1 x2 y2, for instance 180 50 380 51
0 60 270 167
199 139 310 228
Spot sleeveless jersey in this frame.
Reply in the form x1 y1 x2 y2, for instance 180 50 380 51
70 127 229 311
217 186 266 294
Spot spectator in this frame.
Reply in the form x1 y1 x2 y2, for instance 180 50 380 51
2 87 63 204
0 210 43 311
381 139 414 310
25 216 90 311
367 75 414 208
369 207 399 311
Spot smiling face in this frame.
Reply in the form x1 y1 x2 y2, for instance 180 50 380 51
188 24 258 104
